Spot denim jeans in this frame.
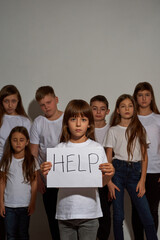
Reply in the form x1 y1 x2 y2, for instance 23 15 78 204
43 187 60 240
58 218 99 240
132 173 160 240
5 207 30 240
112 159 158 240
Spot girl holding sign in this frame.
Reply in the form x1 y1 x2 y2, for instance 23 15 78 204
41 99 114 240
105 94 158 240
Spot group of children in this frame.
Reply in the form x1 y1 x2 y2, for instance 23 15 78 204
0 82 159 240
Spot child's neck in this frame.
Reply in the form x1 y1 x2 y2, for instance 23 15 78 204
46 110 63 121
70 135 88 143
119 118 131 127
13 152 25 159
94 120 106 128
138 107 152 116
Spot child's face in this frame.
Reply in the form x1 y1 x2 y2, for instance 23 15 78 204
91 101 109 122
117 98 134 120
136 90 152 109
38 94 58 119
11 132 29 156
2 94 19 115
68 115 90 142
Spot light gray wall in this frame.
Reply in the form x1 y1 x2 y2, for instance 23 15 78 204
0 0 160 239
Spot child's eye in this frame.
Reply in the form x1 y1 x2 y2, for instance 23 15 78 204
11 100 18 104
92 107 97 110
82 118 87 121
3 100 9 104
70 118 76 121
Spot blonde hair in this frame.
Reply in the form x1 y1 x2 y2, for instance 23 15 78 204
35 86 56 101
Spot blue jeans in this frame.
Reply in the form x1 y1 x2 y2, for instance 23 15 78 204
112 159 157 240
58 218 99 240
5 207 30 240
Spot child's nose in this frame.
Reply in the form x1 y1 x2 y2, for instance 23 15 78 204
76 118 81 126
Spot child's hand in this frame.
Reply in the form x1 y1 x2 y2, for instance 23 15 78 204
0 202 5 218
158 177 160 183
99 162 115 177
107 180 120 200
28 202 35 216
40 162 52 176
136 179 145 198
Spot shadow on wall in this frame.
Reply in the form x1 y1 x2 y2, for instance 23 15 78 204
28 99 43 121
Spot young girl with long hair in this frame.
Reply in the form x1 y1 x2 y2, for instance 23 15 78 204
132 82 160 239
0 85 31 239
0 85 31 160
105 94 158 240
40 99 114 240
0 126 38 240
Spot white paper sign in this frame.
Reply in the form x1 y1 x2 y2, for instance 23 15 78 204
47 147 103 188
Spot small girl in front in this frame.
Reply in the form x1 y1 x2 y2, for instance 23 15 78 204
41 99 114 240
105 94 158 240
0 126 38 240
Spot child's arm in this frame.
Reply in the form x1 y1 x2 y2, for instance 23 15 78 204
28 171 38 216
106 147 120 200
136 150 148 198
0 173 6 218
30 143 39 159
30 144 46 194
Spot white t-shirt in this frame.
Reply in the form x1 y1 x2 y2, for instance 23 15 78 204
95 124 109 146
0 115 31 161
30 114 63 165
138 113 160 173
2 156 39 208
105 125 143 162
55 139 108 220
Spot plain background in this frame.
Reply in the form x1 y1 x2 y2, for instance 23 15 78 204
0 0 160 239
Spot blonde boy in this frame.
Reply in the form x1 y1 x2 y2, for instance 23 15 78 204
30 86 63 240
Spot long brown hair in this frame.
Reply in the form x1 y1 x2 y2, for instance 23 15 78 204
60 99 95 142
110 94 147 161
0 85 29 127
133 82 160 114
0 126 36 183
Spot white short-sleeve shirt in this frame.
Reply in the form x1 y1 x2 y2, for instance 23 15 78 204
138 113 160 173
2 156 39 208
55 139 108 220
105 125 143 162
0 115 31 161
30 114 63 165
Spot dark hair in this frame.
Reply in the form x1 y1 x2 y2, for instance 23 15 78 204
35 86 56 101
0 85 28 127
90 95 109 109
133 82 159 114
111 94 147 161
60 99 95 142
0 126 36 183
